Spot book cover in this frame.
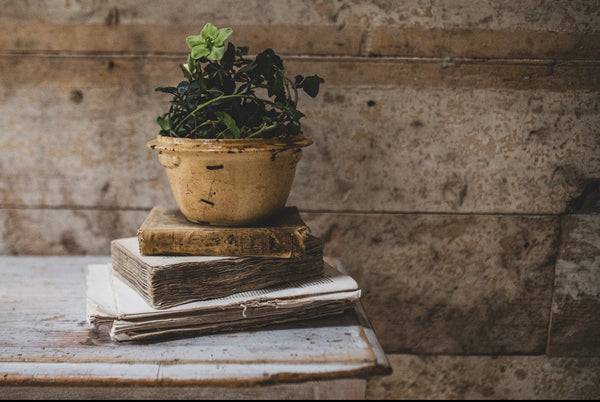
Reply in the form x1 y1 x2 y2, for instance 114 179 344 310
86 262 361 342
111 235 324 309
137 206 310 258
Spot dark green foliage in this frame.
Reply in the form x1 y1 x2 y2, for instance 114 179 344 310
155 24 323 139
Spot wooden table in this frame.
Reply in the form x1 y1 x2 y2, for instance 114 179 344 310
0 256 391 399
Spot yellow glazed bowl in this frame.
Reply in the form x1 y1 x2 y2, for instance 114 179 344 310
147 134 312 226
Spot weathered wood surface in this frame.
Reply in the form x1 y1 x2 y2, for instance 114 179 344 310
3 22 598 60
0 209 562 354
0 256 391 389
2 54 598 90
0 208 149 255
1 59 598 214
0 2 598 217
547 214 600 357
304 212 560 354
293 87 600 214
1 0 597 59
367 354 600 399
0 379 367 400
0 0 599 372
2 0 597 30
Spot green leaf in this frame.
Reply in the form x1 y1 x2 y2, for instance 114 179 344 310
185 54 197 75
177 81 190 94
201 23 218 40
272 69 285 93
255 48 282 78
285 121 301 135
221 43 235 70
301 75 324 97
206 45 225 61
238 62 257 74
191 45 210 60
155 86 178 95
157 115 170 131
214 27 233 45
214 111 240 138
186 34 206 49
180 64 193 80
281 105 305 121
195 75 208 91
236 46 249 56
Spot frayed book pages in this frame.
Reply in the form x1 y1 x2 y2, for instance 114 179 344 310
86 262 361 342
111 235 324 309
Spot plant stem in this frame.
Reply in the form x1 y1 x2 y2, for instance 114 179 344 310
246 123 278 138
188 119 218 137
174 94 286 138
173 93 270 134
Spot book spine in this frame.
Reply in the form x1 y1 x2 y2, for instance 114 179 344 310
137 228 308 258
110 240 154 305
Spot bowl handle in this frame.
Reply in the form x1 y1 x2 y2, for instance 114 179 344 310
157 152 181 169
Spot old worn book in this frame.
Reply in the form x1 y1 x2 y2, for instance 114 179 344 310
111 236 324 309
137 206 310 258
86 262 361 342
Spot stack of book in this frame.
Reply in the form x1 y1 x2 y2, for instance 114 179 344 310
86 206 361 342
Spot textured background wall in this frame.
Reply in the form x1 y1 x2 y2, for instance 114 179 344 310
1 1 599 398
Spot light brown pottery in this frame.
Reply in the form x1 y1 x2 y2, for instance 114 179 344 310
147 134 312 226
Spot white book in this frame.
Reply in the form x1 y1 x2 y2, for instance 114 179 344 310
86 262 361 342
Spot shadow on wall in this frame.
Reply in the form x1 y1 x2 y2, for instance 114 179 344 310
568 180 600 213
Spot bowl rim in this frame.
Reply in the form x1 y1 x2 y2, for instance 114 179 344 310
147 134 313 152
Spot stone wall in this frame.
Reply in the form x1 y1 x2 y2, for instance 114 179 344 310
1 1 598 398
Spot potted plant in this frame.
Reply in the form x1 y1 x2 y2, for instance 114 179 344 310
148 23 323 226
